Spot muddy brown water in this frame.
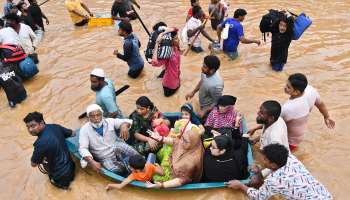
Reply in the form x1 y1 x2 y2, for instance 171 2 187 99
0 0 349 199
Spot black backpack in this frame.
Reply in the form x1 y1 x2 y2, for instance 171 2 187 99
259 9 286 41
0 63 27 107
144 30 173 63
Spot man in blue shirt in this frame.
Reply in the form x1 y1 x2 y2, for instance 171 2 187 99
217 8 260 60
24 111 75 190
90 68 123 118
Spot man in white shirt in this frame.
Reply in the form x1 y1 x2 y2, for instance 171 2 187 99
184 5 217 53
248 100 289 151
281 73 335 151
79 104 140 175
0 15 21 45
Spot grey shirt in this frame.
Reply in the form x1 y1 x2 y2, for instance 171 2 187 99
199 72 224 110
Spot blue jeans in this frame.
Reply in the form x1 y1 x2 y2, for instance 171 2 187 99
272 63 285 72
224 51 238 60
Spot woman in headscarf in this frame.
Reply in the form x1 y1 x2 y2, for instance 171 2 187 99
146 128 204 188
129 96 168 156
151 26 181 97
202 135 249 182
204 95 243 139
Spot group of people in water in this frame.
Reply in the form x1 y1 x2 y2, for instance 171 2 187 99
0 0 335 199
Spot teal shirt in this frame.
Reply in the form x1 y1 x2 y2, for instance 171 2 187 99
96 79 123 118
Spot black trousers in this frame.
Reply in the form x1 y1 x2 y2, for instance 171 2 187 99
163 86 179 97
128 67 143 79
49 163 75 190
75 19 89 26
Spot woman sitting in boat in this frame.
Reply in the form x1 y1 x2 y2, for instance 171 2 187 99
204 95 243 139
129 96 169 155
146 128 204 189
202 135 249 182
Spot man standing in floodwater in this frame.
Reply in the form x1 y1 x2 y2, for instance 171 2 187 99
24 111 76 190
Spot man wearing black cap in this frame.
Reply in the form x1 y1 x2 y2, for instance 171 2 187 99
186 55 224 119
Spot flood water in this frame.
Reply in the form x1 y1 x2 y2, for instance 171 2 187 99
0 0 349 199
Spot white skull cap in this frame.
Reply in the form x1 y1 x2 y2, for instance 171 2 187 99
86 104 103 116
90 68 105 78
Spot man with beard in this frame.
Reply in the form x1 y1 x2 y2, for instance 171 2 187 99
247 100 289 151
24 111 76 190
185 55 223 119
79 104 140 175
90 68 123 118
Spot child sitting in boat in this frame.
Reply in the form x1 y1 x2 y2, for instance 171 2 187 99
106 154 164 190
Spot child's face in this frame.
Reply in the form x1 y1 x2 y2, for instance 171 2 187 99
279 21 287 33
181 111 191 120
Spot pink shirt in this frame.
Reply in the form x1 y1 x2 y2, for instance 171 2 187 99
152 47 181 89
281 85 321 145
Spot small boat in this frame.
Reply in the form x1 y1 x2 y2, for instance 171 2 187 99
66 112 255 190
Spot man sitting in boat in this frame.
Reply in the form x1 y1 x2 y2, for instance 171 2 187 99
79 104 140 176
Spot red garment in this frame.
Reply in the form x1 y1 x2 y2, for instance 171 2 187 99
188 7 193 17
154 123 170 137
151 47 181 89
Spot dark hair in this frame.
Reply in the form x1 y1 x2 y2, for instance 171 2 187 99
90 74 104 81
119 21 133 34
234 8 247 18
217 95 237 106
181 103 194 114
190 0 198 6
261 100 281 121
16 2 26 11
214 135 233 151
204 55 220 71
262 143 289 168
192 5 202 17
23 111 45 124
129 155 146 170
4 13 21 24
288 73 308 93
152 21 167 31
28 0 35 4
279 15 294 36
0 19 4 27
136 96 154 109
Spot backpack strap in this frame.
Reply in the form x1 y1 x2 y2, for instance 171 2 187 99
3 54 27 62
0 44 17 52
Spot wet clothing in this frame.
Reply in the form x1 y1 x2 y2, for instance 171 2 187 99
247 154 333 199
65 0 87 25
209 3 224 30
31 124 75 182
270 31 292 66
220 18 244 53
111 0 135 19
116 33 144 78
28 4 46 31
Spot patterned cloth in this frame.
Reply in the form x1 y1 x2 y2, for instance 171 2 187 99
205 106 242 132
247 155 332 200
101 140 139 175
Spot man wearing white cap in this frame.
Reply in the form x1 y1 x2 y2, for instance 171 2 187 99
90 68 123 118
79 104 140 175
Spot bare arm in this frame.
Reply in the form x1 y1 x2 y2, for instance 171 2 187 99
240 36 260 45
217 24 223 42
315 101 335 129
106 177 133 190
201 29 216 43
185 79 202 100
81 2 93 16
